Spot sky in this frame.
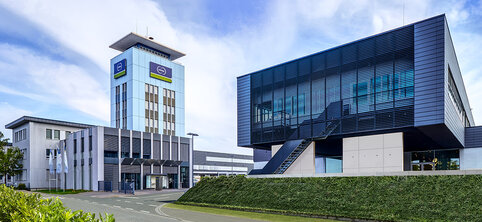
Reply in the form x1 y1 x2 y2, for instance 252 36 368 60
0 0 481 155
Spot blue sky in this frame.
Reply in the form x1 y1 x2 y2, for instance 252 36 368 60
0 0 481 154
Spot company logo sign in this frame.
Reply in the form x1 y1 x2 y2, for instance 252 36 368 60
149 62 172 83
113 59 127 79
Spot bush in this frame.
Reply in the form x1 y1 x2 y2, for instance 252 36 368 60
16 183 27 190
177 175 482 221
0 184 114 221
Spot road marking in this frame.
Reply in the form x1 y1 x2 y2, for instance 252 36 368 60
136 202 143 205
113 205 121 208
126 208 134 211
124 200 131 203
116 199 121 202
149 204 157 207
140 210 150 214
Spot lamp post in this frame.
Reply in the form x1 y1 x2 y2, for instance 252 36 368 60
187 132 198 188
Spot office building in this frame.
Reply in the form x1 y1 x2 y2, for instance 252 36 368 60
5 116 91 189
193 150 253 184
237 15 482 175
109 33 185 136
62 126 191 191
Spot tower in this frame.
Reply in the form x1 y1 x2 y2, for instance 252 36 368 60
109 33 185 136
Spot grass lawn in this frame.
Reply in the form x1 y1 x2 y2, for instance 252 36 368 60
165 203 337 222
34 189 89 195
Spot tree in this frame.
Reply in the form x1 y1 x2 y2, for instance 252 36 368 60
0 131 23 184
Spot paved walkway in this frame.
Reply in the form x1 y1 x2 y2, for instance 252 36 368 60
41 190 261 222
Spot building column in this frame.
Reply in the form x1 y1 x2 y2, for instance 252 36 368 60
140 163 143 190
189 137 193 188
177 136 181 189
118 129 121 187
160 137 163 174
129 130 133 158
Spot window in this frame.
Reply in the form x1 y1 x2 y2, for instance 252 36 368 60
163 88 176 135
145 83 159 133
65 131 71 138
46 129 52 139
54 130 60 140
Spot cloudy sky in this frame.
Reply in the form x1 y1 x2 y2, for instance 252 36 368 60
0 0 481 154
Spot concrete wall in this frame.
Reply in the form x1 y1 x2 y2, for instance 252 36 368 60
460 148 482 170
283 142 315 175
271 144 282 157
343 132 403 173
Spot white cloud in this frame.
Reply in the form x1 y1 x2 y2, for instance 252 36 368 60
0 102 31 140
0 44 109 121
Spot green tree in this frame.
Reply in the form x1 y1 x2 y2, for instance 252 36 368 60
0 131 23 184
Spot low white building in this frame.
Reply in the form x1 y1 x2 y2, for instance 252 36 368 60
5 116 91 189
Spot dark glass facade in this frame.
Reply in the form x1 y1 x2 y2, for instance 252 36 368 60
250 26 415 145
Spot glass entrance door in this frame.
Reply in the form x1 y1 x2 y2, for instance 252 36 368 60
121 173 140 190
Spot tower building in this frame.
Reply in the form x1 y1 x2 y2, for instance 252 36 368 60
110 33 185 136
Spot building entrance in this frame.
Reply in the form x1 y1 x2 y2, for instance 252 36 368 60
168 174 178 189
145 174 166 190
121 173 140 190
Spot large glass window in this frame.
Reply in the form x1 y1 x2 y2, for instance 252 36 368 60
249 26 414 143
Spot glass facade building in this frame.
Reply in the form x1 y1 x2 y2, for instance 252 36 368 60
249 26 415 145
238 15 482 174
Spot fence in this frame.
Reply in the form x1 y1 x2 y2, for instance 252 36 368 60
98 181 113 192
118 182 135 195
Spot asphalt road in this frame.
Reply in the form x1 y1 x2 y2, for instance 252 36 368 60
43 190 261 222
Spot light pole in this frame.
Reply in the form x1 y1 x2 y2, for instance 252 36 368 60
187 132 198 188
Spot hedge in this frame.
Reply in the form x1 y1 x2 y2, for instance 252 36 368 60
177 175 482 221
0 185 114 221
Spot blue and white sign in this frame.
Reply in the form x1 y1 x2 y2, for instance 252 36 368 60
149 62 172 83
114 59 127 79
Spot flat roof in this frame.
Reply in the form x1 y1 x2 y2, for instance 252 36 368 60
109 32 185 60
5 116 93 129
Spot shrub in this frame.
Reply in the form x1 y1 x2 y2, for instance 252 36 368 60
16 183 27 190
0 184 114 221
178 175 482 221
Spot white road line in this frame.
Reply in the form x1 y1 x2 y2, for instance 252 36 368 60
113 205 121 208
149 204 157 207
136 202 143 205
140 210 150 214
124 200 131 203
116 199 121 202
126 208 134 211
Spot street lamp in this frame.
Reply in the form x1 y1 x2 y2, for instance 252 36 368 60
187 132 198 188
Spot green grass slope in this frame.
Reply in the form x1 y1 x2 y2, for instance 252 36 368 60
177 175 482 221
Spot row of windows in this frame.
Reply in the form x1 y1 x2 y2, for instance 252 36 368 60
249 27 415 144
163 88 176 135
145 83 159 133
448 68 470 127
14 129 27 142
46 129 70 140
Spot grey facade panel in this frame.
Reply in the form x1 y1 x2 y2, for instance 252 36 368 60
443 17 474 146
143 139 151 155
103 135 118 151
237 75 251 147
153 141 160 159
121 137 129 152
163 166 177 174
104 164 118 190
414 15 445 127
104 127 118 136
132 138 141 153
180 143 189 162
162 141 169 159
172 142 178 160
120 129 130 137
465 126 482 148
121 165 140 173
